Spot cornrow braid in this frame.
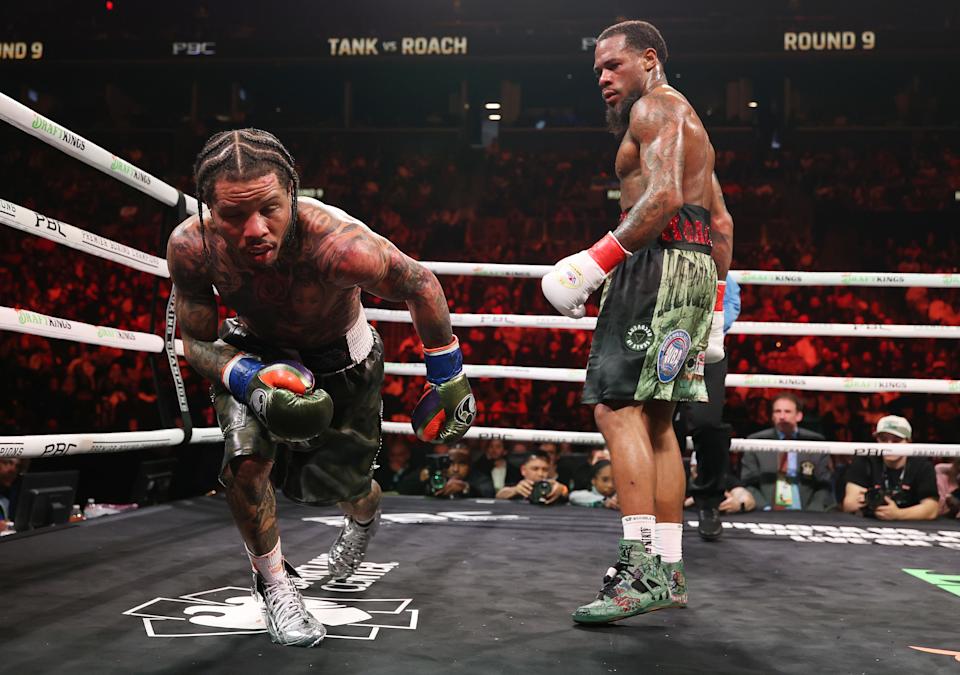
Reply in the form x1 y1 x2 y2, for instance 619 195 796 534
193 128 300 258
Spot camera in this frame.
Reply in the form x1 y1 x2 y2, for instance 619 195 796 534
863 486 909 516
863 487 888 512
425 454 450 497
529 480 553 505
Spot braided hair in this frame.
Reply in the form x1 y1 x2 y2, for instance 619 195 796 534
193 128 300 258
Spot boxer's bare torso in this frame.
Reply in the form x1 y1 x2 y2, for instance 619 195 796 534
197 200 368 346
615 85 715 215
169 193 449 381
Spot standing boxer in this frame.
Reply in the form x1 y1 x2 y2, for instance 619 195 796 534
541 21 733 623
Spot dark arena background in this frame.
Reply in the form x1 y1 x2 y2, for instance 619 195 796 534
1 2 959 673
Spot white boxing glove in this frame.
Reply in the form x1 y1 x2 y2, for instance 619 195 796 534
704 280 727 364
541 232 630 319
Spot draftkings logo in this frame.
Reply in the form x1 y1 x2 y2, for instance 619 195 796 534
123 555 418 641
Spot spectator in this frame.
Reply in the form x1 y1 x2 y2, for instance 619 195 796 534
734 393 834 512
496 451 568 504
0 458 23 526
472 439 519 496
842 415 940 521
936 459 960 519
570 460 619 509
570 447 611 491
373 439 422 495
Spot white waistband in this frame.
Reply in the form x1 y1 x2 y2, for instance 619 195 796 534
345 308 374 365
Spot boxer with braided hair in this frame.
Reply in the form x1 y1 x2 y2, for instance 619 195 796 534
168 128 475 648
194 129 300 259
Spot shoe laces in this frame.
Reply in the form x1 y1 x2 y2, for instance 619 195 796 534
263 575 312 630
599 563 629 599
336 520 371 558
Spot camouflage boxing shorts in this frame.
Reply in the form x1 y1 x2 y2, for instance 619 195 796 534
212 313 384 506
582 204 717 404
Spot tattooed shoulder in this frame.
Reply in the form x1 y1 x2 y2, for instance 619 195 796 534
166 216 211 290
630 89 684 137
300 203 391 288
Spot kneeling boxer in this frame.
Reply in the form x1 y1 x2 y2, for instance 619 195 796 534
168 129 475 647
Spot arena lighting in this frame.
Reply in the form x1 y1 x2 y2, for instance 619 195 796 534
484 102 501 110
488 114 502 121
105 0 114 10
748 100 759 108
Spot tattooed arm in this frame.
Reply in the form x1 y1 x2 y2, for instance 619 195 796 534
166 219 238 381
315 215 453 349
613 95 685 251
709 173 734 279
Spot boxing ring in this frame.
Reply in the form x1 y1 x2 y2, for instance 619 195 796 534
2 91 960 673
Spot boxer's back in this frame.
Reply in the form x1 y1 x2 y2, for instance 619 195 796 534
615 85 715 212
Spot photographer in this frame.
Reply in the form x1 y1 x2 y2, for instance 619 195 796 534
496 451 568 505
842 415 939 521
423 447 492 499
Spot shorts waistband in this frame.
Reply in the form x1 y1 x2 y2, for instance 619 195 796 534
219 310 374 375
298 309 374 374
621 203 713 251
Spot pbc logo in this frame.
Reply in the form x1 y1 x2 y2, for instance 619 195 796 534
124 587 418 641
42 442 77 457
172 41 216 56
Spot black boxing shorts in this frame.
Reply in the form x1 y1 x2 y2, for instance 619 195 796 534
582 204 717 404
211 312 383 506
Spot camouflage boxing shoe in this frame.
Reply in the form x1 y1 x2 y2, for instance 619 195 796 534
328 510 380 579
253 560 326 647
572 539 672 624
662 559 688 608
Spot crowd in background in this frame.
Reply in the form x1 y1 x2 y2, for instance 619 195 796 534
1 127 958 509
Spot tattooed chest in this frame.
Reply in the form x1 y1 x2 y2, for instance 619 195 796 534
215 271 359 344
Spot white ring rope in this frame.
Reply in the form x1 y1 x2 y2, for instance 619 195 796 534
384 362 959 394
0 92 199 215
3 304 957 393
0 198 170 277
364 308 960 339
2 424 958 459
420 262 960 288
3 199 956 294
730 270 960 289
0 306 164 353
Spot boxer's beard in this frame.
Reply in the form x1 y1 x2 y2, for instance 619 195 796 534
605 92 641 137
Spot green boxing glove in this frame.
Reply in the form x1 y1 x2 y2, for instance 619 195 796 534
411 337 476 443
222 355 333 442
